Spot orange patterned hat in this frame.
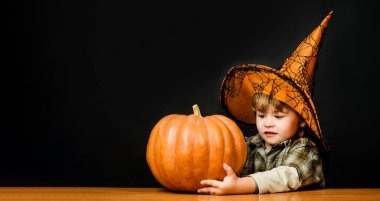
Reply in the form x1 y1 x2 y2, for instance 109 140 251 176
220 11 333 149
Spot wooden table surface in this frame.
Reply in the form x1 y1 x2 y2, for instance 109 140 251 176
0 187 379 201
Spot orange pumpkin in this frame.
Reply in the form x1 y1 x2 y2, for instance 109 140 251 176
146 104 247 192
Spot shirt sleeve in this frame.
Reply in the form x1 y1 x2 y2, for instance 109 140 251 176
249 166 301 194
282 139 324 188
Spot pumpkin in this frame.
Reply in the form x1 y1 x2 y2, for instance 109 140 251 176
146 104 247 192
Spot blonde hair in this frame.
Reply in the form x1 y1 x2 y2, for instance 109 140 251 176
252 93 292 113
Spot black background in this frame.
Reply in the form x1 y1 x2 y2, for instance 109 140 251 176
3 0 379 188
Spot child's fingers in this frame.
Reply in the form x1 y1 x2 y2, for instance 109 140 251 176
200 179 222 188
197 187 216 194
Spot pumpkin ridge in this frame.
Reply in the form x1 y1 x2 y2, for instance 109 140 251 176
172 115 189 191
213 115 247 176
180 114 200 190
157 114 183 190
199 116 210 186
150 114 177 189
210 116 236 173
190 115 208 190
168 115 191 190
203 116 225 180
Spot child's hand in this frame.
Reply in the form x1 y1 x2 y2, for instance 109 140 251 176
197 163 257 195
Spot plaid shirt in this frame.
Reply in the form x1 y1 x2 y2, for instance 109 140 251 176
241 134 324 190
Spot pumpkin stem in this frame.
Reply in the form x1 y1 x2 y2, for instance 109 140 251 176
192 104 202 117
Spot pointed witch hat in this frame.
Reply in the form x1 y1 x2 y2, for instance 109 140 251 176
220 11 333 149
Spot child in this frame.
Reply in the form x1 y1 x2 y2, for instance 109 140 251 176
197 11 333 195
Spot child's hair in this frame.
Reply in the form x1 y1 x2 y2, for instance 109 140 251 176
252 93 295 115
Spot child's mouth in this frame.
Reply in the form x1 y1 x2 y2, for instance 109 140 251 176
264 131 277 136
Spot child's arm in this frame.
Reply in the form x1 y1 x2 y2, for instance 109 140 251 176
249 166 300 194
197 163 258 195
250 139 324 194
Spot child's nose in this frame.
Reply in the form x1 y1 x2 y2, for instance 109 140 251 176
264 118 275 127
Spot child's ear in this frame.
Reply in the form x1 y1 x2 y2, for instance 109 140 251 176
299 121 306 128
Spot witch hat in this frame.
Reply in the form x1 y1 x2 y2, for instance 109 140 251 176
220 11 333 149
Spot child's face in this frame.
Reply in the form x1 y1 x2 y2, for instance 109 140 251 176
256 104 303 150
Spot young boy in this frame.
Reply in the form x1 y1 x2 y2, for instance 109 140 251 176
198 93 324 195
198 11 333 195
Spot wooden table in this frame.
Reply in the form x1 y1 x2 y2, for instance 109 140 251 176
0 188 379 201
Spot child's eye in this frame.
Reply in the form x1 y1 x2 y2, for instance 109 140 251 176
275 115 284 119
257 114 265 118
